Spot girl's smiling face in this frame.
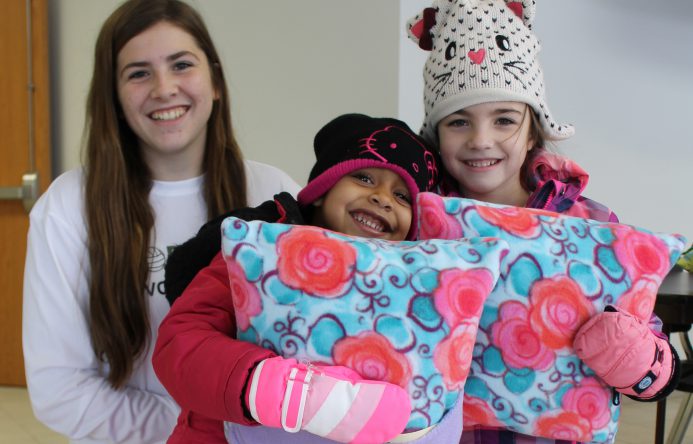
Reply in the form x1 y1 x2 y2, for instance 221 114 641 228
437 101 534 207
116 21 216 180
312 168 413 241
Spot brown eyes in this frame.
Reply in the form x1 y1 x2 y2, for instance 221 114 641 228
395 192 412 205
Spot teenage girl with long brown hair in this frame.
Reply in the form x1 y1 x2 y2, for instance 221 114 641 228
22 1 299 442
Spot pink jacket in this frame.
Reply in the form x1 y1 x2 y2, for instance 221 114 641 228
440 150 619 223
524 151 618 222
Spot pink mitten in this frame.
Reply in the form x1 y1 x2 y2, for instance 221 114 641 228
245 356 411 443
574 306 678 400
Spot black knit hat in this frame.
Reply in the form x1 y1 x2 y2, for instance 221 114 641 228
297 113 441 239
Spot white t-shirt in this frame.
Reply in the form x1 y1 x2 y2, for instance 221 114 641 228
22 160 300 444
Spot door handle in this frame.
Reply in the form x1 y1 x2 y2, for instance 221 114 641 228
0 172 39 213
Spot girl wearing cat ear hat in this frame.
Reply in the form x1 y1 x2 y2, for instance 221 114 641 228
407 1 679 443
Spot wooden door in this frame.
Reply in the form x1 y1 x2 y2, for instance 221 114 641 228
0 0 51 386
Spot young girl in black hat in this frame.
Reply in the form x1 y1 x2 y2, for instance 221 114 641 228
154 113 453 444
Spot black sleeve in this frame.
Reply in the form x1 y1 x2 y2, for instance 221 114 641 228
273 191 305 225
164 199 281 306
164 193 307 306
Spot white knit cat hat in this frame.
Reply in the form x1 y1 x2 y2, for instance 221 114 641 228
406 0 574 143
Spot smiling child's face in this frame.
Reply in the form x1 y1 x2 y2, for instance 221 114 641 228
437 101 534 207
311 168 412 241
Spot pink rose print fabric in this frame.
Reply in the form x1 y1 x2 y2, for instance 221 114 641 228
221 217 508 431
415 193 687 442
226 258 262 331
276 228 356 297
333 331 412 389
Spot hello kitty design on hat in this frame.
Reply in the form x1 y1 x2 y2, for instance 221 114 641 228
297 113 441 240
406 0 574 143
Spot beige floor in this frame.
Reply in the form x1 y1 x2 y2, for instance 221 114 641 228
1 386 692 443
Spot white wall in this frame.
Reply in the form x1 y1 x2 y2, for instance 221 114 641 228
537 0 693 243
49 0 400 186
50 1 692 241
398 0 693 242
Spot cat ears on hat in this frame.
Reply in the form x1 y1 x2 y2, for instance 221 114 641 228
406 0 536 50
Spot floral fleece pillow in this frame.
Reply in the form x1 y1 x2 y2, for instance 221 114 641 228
416 192 687 442
220 216 508 431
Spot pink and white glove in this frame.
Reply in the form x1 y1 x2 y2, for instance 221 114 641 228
245 356 411 443
574 306 679 400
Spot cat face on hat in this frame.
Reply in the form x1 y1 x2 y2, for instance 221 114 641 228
406 0 574 143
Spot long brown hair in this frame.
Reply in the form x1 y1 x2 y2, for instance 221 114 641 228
519 105 549 192
84 0 247 388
